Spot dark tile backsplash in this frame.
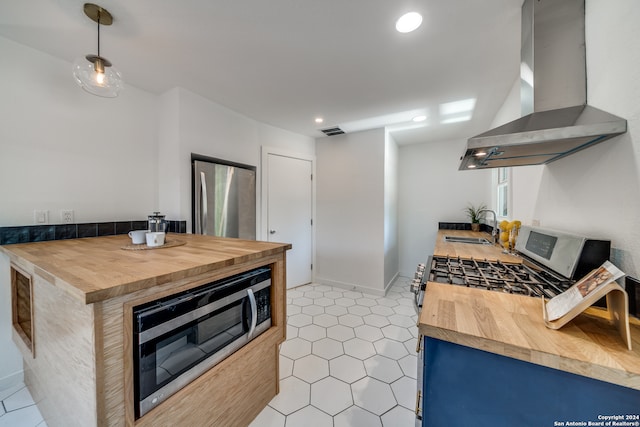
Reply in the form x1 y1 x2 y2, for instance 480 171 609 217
0 220 187 245
115 221 133 235
77 223 98 238
30 225 55 242
167 220 187 233
438 222 493 233
97 222 116 237
131 221 148 231
439 222 473 230
0 227 30 245
55 224 77 241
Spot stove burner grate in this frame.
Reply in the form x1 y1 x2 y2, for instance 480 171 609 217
429 256 571 298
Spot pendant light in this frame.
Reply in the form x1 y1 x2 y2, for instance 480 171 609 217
72 3 123 98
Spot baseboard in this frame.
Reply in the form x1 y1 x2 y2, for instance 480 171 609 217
0 369 24 391
313 277 386 297
384 272 400 294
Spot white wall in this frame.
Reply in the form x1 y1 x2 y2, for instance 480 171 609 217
0 37 316 232
398 139 492 276
505 0 640 278
158 88 315 233
0 37 159 226
157 88 182 221
384 132 399 289
315 128 388 294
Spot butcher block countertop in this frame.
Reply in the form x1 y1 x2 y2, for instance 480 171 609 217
0 234 291 304
419 229 640 391
433 229 521 262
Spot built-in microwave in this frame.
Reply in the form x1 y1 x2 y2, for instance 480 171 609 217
133 267 272 419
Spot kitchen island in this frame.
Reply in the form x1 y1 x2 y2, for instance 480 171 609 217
1 234 291 427
418 230 640 425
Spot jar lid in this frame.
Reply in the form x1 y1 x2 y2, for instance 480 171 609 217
148 211 166 221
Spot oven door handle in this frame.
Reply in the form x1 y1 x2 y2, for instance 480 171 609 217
247 288 257 339
413 290 421 312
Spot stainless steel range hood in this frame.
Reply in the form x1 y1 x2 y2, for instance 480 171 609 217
459 0 627 170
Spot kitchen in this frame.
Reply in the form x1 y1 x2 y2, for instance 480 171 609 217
1 0 640 426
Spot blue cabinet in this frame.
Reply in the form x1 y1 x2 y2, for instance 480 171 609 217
422 337 640 426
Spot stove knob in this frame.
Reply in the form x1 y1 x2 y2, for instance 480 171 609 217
414 271 424 280
410 278 422 293
417 263 426 271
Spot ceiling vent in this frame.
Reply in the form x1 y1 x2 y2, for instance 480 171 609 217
320 127 345 136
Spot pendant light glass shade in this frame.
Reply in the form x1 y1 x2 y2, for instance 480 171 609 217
72 55 123 97
73 3 123 98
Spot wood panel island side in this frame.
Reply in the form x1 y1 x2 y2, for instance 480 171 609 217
1 234 291 427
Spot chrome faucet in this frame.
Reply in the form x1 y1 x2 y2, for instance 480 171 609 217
478 209 498 244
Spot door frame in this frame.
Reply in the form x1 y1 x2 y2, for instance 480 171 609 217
260 146 316 284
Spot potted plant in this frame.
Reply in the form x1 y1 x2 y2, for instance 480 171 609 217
465 203 486 232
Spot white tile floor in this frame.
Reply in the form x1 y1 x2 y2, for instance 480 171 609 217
0 383 46 427
0 277 418 427
250 277 418 427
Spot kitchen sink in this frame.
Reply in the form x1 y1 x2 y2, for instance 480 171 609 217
444 236 492 245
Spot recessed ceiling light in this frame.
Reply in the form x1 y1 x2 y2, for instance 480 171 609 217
412 115 427 122
315 117 324 124
396 12 423 33
468 164 477 169
474 151 487 157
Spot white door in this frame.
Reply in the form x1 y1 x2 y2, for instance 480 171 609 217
266 153 313 288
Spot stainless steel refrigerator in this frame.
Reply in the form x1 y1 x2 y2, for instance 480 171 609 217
192 157 256 239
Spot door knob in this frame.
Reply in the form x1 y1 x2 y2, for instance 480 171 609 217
269 229 276 234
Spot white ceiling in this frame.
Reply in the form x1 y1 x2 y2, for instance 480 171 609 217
0 0 522 145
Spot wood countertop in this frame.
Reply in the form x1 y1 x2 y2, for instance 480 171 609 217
1 234 291 304
419 229 640 391
433 229 522 263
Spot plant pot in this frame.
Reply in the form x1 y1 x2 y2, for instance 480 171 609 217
471 223 480 232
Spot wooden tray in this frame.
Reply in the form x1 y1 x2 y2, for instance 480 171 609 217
121 239 186 251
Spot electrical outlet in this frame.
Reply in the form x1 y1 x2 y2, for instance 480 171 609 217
532 219 540 226
34 209 49 224
61 210 74 224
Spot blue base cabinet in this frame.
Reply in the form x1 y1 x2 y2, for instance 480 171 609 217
422 337 640 426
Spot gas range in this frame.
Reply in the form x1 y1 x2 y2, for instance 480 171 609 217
411 226 611 313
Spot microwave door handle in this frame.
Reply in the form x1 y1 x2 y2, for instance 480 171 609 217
246 288 257 339
200 171 208 234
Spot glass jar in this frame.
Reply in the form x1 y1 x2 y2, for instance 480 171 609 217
148 212 167 233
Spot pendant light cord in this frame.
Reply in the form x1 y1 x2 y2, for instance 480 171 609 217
96 12 101 57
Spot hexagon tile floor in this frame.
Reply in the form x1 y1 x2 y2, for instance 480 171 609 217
0 276 418 427
250 276 418 427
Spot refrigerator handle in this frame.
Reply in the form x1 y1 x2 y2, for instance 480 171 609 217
200 171 208 234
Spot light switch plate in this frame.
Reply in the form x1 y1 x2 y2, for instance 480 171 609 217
34 210 49 224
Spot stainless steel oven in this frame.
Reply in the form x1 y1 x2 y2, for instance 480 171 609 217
133 267 272 419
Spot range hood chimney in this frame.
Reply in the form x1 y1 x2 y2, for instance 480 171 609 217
459 0 627 170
